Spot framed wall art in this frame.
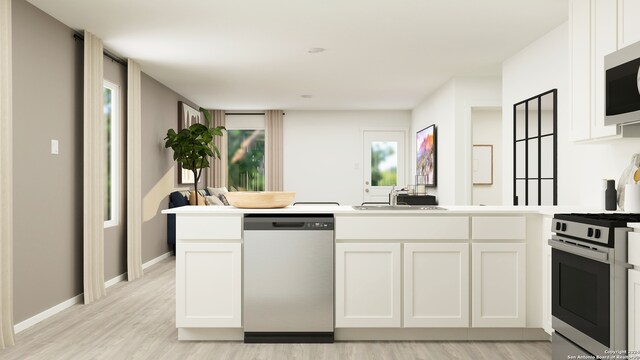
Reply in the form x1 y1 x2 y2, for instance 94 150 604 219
178 101 201 184
416 124 437 187
473 144 493 185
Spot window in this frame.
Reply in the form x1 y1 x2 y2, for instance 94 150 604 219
226 115 265 191
104 80 119 227
370 141 398 186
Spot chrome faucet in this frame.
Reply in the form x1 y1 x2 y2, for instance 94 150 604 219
389 186 399 206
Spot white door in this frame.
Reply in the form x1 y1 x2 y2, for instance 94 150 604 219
471 242 526 327
404 243 470 327
363 131 406 203
335 242 401 328
176 242 242 328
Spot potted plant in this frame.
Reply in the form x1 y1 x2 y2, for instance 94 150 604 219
164 108 225 205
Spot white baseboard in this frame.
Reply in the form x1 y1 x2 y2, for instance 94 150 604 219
105 273 126 288
13 253 172 334
14 294 83 334
142 251 172 270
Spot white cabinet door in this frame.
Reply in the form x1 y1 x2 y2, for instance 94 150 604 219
541 216 553 335
618 0 640 48
472 243 526 327
629 269 640 351
404 243 469 327
570 0 593 141
592 0 620 139
335 243 401 328
542 241 553 334
176 242 241 328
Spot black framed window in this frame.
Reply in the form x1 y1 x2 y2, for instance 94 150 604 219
513 89 557 206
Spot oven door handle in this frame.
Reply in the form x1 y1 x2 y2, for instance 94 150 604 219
548 238 610 263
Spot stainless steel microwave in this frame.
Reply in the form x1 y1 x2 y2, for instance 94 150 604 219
605 40 640 126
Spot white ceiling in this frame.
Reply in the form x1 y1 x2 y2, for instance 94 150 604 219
27 0 568 110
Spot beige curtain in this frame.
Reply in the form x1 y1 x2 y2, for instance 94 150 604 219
83 31 106 304
127 59 143 281
265 110 284 191
207 110 227 188
0 0 15 349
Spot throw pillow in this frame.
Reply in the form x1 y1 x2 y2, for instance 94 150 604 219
189 191 206 206
169 191 189 207
218 193 230 206
205 195 224 206
206 187 230 205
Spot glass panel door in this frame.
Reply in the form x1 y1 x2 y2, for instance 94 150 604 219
363 131 405 203
513 89 557 205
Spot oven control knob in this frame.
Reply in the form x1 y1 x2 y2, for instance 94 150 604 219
555 222 561 231
595 229 601 238
587 228 594 237
561 223 567 231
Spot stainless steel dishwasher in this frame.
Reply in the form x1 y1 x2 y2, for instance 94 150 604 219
243 214 334 343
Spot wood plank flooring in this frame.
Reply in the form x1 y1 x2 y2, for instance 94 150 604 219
1 258 551 359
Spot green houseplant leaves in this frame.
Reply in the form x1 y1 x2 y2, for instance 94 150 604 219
164 108 225 205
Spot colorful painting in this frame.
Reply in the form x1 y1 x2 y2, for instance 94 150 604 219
416 125 437 187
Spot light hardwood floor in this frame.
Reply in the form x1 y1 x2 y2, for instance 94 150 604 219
1 258 551 360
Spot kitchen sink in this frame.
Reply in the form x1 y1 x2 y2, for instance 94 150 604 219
352 205 446 211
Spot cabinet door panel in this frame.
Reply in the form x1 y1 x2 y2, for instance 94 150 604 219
629 269 640 351
176 242 242 328
570 0 592 141
472 243 526 327
592 0 619 138
404 243 469 327
619 0 640 48
335 243 401 328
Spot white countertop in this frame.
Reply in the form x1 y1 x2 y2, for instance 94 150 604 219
162 205 589 216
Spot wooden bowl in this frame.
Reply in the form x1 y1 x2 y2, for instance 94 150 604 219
224 191 296 209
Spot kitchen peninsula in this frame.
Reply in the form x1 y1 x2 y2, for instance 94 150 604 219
163 205 565 342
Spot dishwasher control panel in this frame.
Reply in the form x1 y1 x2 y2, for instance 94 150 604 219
244 214 334 231
305 221 333 230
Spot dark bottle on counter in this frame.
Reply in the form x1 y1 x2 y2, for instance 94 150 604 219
606 179 617 211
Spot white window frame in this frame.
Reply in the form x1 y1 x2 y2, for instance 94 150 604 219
104 80 119 228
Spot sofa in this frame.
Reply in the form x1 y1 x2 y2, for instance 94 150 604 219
167 187 229 253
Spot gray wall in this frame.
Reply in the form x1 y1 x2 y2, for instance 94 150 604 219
12 0 83 323
12 0 198 323
103 58 127 281
141 73 200 262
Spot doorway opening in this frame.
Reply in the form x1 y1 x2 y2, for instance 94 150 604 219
470 107 502 205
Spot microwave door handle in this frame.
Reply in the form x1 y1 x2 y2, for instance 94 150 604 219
637 63 640 94
548 238 610 264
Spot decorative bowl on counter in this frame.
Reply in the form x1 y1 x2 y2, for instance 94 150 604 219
224 191 296 209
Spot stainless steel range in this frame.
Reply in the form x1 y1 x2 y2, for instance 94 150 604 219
550 213 637 359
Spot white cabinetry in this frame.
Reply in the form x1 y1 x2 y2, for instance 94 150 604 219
176 242 242 328
403 243 469 327
592 0 619 138
541 216 553 334
335 243 401 328
629 230 640 351
618 0 640 48
471 243 526 327
629 269 640 351
570 0 594 141
470 217 527 329
569 0 640 141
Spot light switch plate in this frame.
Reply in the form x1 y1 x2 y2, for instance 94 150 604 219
51 140 59 155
